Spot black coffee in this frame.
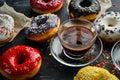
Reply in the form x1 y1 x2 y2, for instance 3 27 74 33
60 26 95 57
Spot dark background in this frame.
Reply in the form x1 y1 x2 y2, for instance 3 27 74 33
0 0 120 80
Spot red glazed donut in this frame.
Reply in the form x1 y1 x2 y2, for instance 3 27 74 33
30 0 64 14
0 45 42 80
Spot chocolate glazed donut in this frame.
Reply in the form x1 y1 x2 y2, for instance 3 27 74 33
68 0 101 21
25 13 60 42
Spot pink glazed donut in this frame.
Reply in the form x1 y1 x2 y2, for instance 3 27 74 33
30 0 64 14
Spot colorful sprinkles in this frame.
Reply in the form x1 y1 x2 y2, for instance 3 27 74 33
90 50 120 75
0 14 14 41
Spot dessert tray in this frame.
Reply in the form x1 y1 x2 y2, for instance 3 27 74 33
0 0 120 80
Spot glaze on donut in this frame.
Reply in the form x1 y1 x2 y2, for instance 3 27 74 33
68 0 101 21
0 14 14 45
30 0 63 14
94 11 120 43
25 13 60 42
0 45 42 80
74 66 119 80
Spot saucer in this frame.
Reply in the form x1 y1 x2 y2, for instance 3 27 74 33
50 36 103 67
111 40 120 70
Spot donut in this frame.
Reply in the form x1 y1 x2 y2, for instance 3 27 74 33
25 13 60 42
30 0 64 14
0 14 14 45
94 11 120 43
68 0 101 21
74 66 119 80
0 45 42 80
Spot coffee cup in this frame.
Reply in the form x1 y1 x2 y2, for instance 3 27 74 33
58 18 97 60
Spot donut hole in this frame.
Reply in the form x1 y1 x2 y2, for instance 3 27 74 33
37 16 48 26
17 53 28 65
44 0 51 3
80 0 92 7
107 18 117 27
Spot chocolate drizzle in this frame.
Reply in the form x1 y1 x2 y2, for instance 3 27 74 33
25 13 58 35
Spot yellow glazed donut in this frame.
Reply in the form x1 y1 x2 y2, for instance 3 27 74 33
0 14 14 45
74 66 119 80
94 11 120 43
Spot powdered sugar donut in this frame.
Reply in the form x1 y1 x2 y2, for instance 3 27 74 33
0 14 14 45
94 11 120 43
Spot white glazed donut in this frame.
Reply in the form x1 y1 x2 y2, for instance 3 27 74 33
94 11 120 43
0 14 14 45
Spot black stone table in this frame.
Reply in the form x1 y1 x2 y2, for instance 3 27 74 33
0 0 120 80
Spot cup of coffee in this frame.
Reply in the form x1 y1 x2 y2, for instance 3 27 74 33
58 18 97 59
